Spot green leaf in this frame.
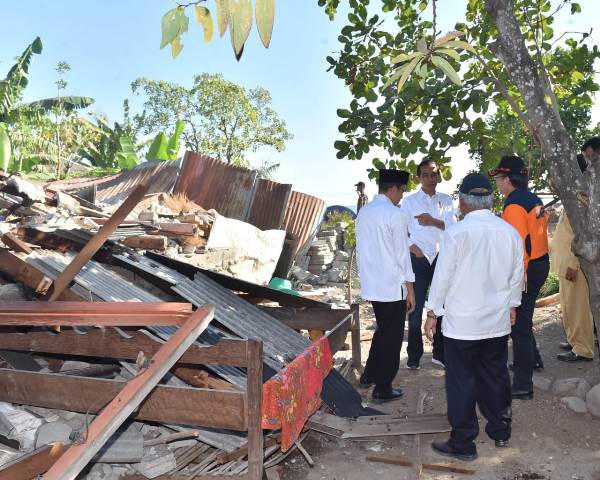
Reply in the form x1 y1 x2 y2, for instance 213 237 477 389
571 70 584 82
215 0 230 37
435 47 460 61
146 132 169 161
31 37 43 54
443 40 476 53
170 36 184 58
116 136 140 170
195 5 214 43
431 54 462 86
0 123 11 172
417 37 428 54
25 96 94 112
255 0 275 48
571 3 581 14
397 56 421 93
161 8 185 49
391 51 423 64
229 0 253 58
167 120 186 159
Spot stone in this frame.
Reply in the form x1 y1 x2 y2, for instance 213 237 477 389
35 421 73 448
0 284 28 302
560 396 588 414
138 210 159 222
552 378 591 399
585 383 600 417
86 463 114 480
334 251 350 260
291 266 311 282
533 376 552 391
133 444 177 479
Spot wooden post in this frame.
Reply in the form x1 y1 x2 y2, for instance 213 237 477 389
246 339 263 480
350 303 361 368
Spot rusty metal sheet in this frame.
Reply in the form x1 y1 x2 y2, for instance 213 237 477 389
246 179 292 230
173 152 257 221
283 190 326 258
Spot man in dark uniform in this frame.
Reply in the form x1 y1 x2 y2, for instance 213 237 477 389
489 156 549 400
355 181 369 213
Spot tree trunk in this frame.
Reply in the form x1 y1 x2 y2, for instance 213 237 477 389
485 0 600 338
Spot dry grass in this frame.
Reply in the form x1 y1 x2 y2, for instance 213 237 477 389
161 193 204 214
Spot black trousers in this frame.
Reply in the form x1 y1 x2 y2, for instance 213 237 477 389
511 255 549 391
364 300 406 393
445 335 512 453
407 254 444 365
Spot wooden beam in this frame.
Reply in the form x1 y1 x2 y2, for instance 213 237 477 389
366 455 475 475
246 339 264 480
0 368 247 430
1 231 32 254
350 304 361 368
45 181 150 301
0 442 70 480
0 327 249 367
0 301 192 326
0 250 81 299
122 235 168 251
325 313 353 354
257 306 352 331
42 305 215 480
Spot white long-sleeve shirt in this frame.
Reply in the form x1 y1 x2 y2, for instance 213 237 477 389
401 188 457 263
425 209 524 340
356 194 415 302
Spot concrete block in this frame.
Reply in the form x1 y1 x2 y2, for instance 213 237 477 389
586 383 600 417
35 421 73 448
133 444 177 479
561 396 588 414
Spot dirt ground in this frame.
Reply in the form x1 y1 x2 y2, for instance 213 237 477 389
278 304 600 480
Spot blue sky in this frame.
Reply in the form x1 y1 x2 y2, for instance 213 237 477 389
1 1 599 206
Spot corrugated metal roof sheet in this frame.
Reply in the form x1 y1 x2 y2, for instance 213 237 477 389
173 152 257 221
283 190 326 258
246 179 292 230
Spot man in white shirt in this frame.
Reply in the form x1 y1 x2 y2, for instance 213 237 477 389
424 173 523 461
356 169 416 403
401 160 456 369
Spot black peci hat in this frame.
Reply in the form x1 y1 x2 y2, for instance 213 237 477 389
459 173 493 196
354 181 365 187
488 155 528 177
378 169 410 185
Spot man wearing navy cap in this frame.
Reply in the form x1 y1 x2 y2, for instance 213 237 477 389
356 169 416 403
489 156 548 400
425 173 523 460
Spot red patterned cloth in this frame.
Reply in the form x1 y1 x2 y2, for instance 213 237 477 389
261 336 333 451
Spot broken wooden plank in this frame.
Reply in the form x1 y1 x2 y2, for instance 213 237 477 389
324 313 353 354
215 437 278 465
306 411 353 437
246 339 264 480
0 301 192 326
0 250 76 299
366 455 475 475
0 327 249 367
45 181 150 301
341 413 451 438
0 442 70 480
0 368 248 430
154 222 195 236
42 305 215 480
122 234 168 251
1 231 32 254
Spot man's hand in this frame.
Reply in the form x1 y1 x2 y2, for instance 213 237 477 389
424 311 437 342
415 213 444 230
406 283 416 314
410 244 425 258
565 267 578 282
510 307 517 326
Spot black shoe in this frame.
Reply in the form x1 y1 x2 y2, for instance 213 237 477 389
372 388 404 404
534 359 544 370
559 342 572 351
511 389 533 400
495 439 509 448
557 351 593 363
431 440 477 461
359 374 374 388
407 362 420 370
